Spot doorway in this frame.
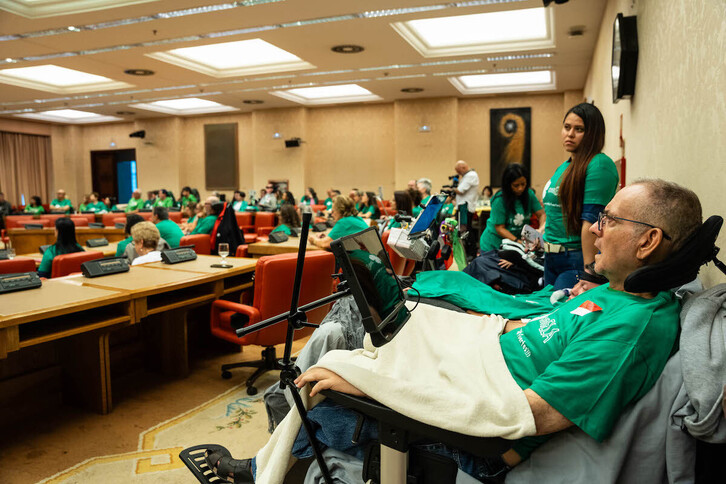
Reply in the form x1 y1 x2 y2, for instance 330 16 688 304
90 149 137 207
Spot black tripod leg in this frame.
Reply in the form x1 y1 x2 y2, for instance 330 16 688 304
284 376 334 484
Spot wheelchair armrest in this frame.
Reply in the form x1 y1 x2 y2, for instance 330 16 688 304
322 390 510 457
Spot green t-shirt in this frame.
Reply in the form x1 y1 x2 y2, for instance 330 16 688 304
383 218 402 231
156 219 184 248
50 199 72 212
24 205 45 214
38 243 84 274
412 271 559 319
232 200 248 212
324 198 334 210
82 201 107 212
126 197 144 212
154 197 174 208
412 194 431 217
440 203 455 217
271 224 292 235
479 190 542 252
501 284 680 458
328 216 369 240
191 215 217 235
542 153 618 248
180 194 198 207
143 199 156 209
116 237 132 257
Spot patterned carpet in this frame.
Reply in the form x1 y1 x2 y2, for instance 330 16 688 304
38 373 278 484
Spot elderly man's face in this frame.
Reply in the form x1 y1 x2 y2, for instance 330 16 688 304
57 191 66 200
590 185 650 282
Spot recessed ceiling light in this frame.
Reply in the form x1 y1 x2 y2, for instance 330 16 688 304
270 84 382 106
331 45 365 54
243 99 264 104
129 97 238 115
401 87 424 93
15 109 123 124
392 7 554 58
124 69 155 76
146 39 314 78
0 65 131 94
449 70 556 95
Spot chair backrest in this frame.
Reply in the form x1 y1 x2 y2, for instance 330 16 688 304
234 244 249 258
246 251 336 347
5 215 36 229
381 231 407 276
254 211 276 231
180 234 211 255
235 211 254 228
69 216 90 227
311 204 326 213
101 213 119 226
168 211 182 223
138 212 153 221
51 251 103 278
72 213 96 224
40 214 66 223
0 257 37 274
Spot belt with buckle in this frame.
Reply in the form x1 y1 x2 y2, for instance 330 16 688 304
543 242 567 253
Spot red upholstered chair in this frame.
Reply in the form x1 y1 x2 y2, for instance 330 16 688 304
0 257 36 274
5 216 34 229
72 213 95 224
210 251 336 394
69 216 89 227
101 213 119 226
180 234 212 255
257 227 274 237
138 212 154 221
382 200 392 208
381 231 416 276
51 251 103 278
311 204 326 213
168 211 182 223
234 245 249 258
254 212 276 236
235 212 254 233
40 214 65 223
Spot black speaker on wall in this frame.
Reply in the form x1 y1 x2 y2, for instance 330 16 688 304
285 138 302 148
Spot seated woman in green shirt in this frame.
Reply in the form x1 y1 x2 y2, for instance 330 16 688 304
191 201 222 235
24 195 45 214
479 163 545 252
179 186 198 208
358 191 381 219
154 189 174 208
81 192 107 213
308 195 368 250
381 190 413 231
231 190 248 212
182 203 204 235
38 218 84 278
270 204 302 236
116 214 145 257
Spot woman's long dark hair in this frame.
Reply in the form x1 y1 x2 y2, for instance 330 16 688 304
364 191 381 218
393 190 413 216
306 187 318 203
559 102 606 235
279 204 301 227
282 191 296 206
501 163 530 215
54 218 83 255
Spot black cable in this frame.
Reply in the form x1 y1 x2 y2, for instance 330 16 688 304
407 285 421 314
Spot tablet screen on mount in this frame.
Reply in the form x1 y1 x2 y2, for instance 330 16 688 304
330 227 410 347
409 195 443 236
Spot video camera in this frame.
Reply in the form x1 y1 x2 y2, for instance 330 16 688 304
440 174 459 196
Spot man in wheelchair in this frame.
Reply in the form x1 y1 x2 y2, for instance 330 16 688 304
185 179 715 483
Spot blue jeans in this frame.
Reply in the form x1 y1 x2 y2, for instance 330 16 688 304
543 249 583 290
289 400 510 483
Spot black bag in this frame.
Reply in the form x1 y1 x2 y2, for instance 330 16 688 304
211 202 244 255
268 232 288 243
312 222 328 232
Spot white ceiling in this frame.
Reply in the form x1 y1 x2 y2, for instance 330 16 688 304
0 0 607 123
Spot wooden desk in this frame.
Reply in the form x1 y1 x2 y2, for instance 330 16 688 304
20 242 119 265
0 255 256 414
248 233 326 257
8 227 125 255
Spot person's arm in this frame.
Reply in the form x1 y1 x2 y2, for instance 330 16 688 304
523 388 573 435
495 225 520 243
535 209 546 232
295 367 367 398
580 221 597 266
308 233 333 250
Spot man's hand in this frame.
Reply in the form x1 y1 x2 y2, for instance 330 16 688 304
295 367 367 398
498 259 514 270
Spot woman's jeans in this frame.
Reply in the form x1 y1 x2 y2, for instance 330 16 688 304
544 249 583 290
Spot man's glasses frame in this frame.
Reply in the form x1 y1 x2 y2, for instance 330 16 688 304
597 212 672 240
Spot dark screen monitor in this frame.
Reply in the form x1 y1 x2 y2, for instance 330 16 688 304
409 195 443 236
330 227 410 347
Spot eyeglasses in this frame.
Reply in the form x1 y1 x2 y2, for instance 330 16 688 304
597 212 671 240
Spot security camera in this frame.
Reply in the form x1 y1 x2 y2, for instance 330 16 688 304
129 130 146 139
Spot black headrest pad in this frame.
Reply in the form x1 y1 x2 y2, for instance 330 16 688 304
624 215 723 293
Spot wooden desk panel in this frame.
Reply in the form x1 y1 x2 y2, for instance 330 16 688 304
20 242 119 265
143 255 258 295
8 228 125 255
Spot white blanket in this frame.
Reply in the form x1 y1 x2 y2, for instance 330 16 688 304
255 303 536 484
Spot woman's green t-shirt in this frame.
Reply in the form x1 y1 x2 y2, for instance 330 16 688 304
479 189 542 252
38 244 84 274
24 205 45 214
328 216 369 240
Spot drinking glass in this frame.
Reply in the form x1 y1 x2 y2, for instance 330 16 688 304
7 248 15 259
218 243 229 265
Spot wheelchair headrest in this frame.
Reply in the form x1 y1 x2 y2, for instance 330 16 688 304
624 215 724 293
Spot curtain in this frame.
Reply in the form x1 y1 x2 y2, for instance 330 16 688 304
0 131 52 207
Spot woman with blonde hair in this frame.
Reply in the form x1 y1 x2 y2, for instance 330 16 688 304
308 196 367 250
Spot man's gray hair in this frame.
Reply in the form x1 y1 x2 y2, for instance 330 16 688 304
417 178 432 194
631 179 702 252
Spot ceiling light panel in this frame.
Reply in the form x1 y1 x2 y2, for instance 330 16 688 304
392 7 555 57
0 65 132 94
0 0 158 19
450 70 556 94
129 97 238 115
270 84 382 106
14 109 122 124
146 39 315 77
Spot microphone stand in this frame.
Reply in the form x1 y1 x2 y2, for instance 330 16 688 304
233 211 348 484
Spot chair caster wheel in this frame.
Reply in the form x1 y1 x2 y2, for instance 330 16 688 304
246 386 257 395
221 371 232 379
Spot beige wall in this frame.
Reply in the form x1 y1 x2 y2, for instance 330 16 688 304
583 0 726 287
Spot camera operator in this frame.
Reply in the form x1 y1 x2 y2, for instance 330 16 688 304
451 161 480 258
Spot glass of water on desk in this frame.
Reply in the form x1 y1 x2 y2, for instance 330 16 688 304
7 248 15 259
218 243 229 265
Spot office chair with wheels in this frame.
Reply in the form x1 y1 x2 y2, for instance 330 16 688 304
209 250 335 395
51 251 103 278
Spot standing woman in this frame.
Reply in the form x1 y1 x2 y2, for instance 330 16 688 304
542 103 618 289
479 163 545 252
38 218 84 278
